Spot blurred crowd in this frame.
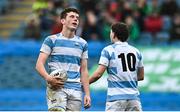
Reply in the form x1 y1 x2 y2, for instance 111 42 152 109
0 0 19 15
23 0 180 45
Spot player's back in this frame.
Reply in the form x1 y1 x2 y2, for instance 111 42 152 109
101 41 143 101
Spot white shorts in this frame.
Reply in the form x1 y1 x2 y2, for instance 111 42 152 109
106 99 142 111
46 87 82 111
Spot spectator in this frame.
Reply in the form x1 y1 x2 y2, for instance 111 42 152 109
32 0 48 12
131 0 151 31
160 0 179 17
131 0 151 16
82 10 103 41
78 0 99 14
144 11 163 34
121 1 133 20
101 20 111 41
51 14 62 34
125 15 140 42
24 14 41 40
169 13 180 42
149 0 161 14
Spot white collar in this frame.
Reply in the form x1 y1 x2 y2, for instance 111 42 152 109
114 41 128 45
59 33 75 39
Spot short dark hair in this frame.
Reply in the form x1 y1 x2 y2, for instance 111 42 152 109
111 22 129 42
60 7 80 19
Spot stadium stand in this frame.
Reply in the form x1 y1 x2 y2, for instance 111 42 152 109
0 0 33 38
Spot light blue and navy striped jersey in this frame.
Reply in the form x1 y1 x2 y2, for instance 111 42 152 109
99 41 143 101
40 33 88 91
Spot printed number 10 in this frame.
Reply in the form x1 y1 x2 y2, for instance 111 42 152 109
118 53 136 72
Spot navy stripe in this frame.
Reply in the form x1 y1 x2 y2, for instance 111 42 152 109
50 55 81 65
107 94 140 101
64 82 82 91
108 81 137 88
107 67 117 74
54 39 84 51
67 71 80 79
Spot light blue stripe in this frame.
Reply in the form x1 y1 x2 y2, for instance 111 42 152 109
107 67 117 74
108 81 137 88
107 94 140 101
101 51 116 60
64 82 81 91
50 55 81 65
136 51 142 60
55 33 61 37
83 43 88 52
54 39 84 51
44 37 53 48
67 71 80 79
111 52 115 59
111 44 117 48
101 49 110 59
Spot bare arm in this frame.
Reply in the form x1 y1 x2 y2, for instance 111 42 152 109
36 52 64 89
137 67 144 81
36 52 50 80
89 64 106 84
80 59 91 108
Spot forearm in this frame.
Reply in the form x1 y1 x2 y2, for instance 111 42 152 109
36 62 49 80
138 76 144 81
137 67 144 81
89 71 102 84
89 65 106 84
81 71 90 96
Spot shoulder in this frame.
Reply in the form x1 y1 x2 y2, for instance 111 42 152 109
45 33 60 43
102 44 114 53
74 35 87 45
128 44 142 57
125 43 139 52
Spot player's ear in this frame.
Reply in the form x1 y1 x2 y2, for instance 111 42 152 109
60 18 65 24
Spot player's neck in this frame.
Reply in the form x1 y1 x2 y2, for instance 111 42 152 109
61 28 75 38
113 38 120 43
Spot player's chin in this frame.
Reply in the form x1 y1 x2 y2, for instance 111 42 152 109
70 26 77 30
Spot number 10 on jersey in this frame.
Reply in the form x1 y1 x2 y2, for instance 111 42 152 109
118 53 136 72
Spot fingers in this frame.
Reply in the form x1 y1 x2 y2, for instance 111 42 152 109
49 77 65 90
54 77 66 83
84 96 91 109
54 76 63 80
53 81 64 88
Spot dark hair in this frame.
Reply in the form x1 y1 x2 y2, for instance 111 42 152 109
60 7 80 19
111 22 129 42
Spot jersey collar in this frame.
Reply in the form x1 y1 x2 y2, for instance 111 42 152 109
59 33 76 40
114 41 128 45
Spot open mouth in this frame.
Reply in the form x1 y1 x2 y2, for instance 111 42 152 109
72 23 77 26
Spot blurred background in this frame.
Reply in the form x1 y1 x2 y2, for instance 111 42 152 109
0 0 180 111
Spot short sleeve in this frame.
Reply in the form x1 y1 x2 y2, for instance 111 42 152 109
82 43 88 59
98 48 110 67
40 37 54 55
137 51 144 67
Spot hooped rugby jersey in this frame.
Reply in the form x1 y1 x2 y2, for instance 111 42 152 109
99 41 143 101
40 33 88 91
